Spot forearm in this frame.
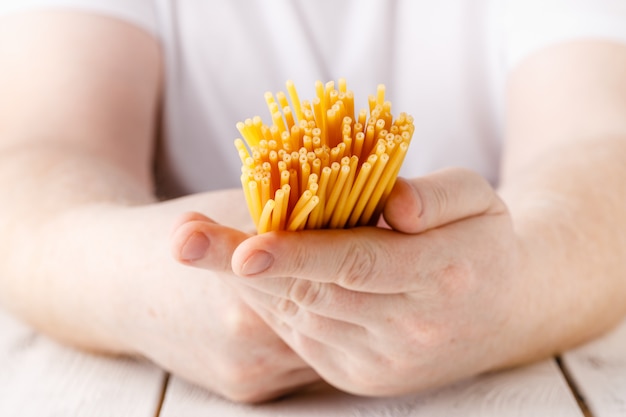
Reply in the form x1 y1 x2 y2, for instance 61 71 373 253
499 136 626 361
0 142 250 353
0 140 154 349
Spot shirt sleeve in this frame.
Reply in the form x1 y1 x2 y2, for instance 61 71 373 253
0 0 158 37
503 0 626 70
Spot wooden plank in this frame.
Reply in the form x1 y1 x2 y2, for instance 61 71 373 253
562 317 626 417
160 359 583 417
0 308 166 417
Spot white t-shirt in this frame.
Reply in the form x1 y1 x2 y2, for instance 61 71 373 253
2 0 626 197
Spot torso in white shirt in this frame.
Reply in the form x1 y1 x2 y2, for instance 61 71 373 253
152 0 505 197
2 0 626 197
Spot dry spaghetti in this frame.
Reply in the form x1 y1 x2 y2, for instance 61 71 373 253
235 79 414 234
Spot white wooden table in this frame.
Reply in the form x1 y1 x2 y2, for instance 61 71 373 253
1 307 624 417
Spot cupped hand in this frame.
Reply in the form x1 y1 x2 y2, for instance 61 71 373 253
123 193 320 403
181 169 527 396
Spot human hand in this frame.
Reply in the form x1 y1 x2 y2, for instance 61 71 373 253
185 169 526 396
0 9 318 403
63 189 316 404
164 209 319 402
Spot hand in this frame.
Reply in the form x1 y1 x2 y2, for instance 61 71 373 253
187 169 527 396
166 209 319 403
45 189 318 404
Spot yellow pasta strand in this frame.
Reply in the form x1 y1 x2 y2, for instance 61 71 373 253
241 173 254 221
258 200 275 234
280 184 291 230
247 180 262 228
376 84 386 106
337 158 374 228
272 111 287 134
323 164 350 225
287 196 319 231
271 189 286 232
348 153 389 227
286 80 304 122
261 177 271 207
283 106 295 131
372 142 411 222
329 156 358 228
360 141 409 225
287 190 313 226
308 166 331 229
234 79 414 233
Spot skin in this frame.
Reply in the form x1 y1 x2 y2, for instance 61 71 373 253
173 170 516 395
0 12 317 403
174 40 626 395
1 10 626 402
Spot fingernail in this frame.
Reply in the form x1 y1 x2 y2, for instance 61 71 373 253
181 232 210 261
241 250 274 276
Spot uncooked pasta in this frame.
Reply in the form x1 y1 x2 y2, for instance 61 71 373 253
235 79 414 234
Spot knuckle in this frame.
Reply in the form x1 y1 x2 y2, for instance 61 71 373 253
404 321 446 352
337 237 378 289
274 296 299 316
427 178 449 221
223 302 259 340
286 279 323 308
383 311 448 353
290 240 312 275
435 259 475 298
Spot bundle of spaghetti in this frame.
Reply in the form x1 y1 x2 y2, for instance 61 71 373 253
235 79 414 234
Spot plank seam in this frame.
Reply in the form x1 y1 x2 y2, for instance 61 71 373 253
556 356 594 417
153 372 171 417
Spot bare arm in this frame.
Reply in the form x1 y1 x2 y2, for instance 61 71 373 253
0 10 160 350
500 40 626 359
0 11 316 402
171 39 626 396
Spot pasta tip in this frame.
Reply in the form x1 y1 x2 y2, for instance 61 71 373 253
234 79 414 234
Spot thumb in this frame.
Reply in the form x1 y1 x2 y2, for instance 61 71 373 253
383 168 506 234
230 227 416 292
171 211 250 272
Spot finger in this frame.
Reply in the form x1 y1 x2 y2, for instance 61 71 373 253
232 227 429 292
232 275 404 328
247 300 352 371
232 209 510 294
384 168 506 234
249 303 381 396
169 211 215 237
242 290 372 356
171 217 249 272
